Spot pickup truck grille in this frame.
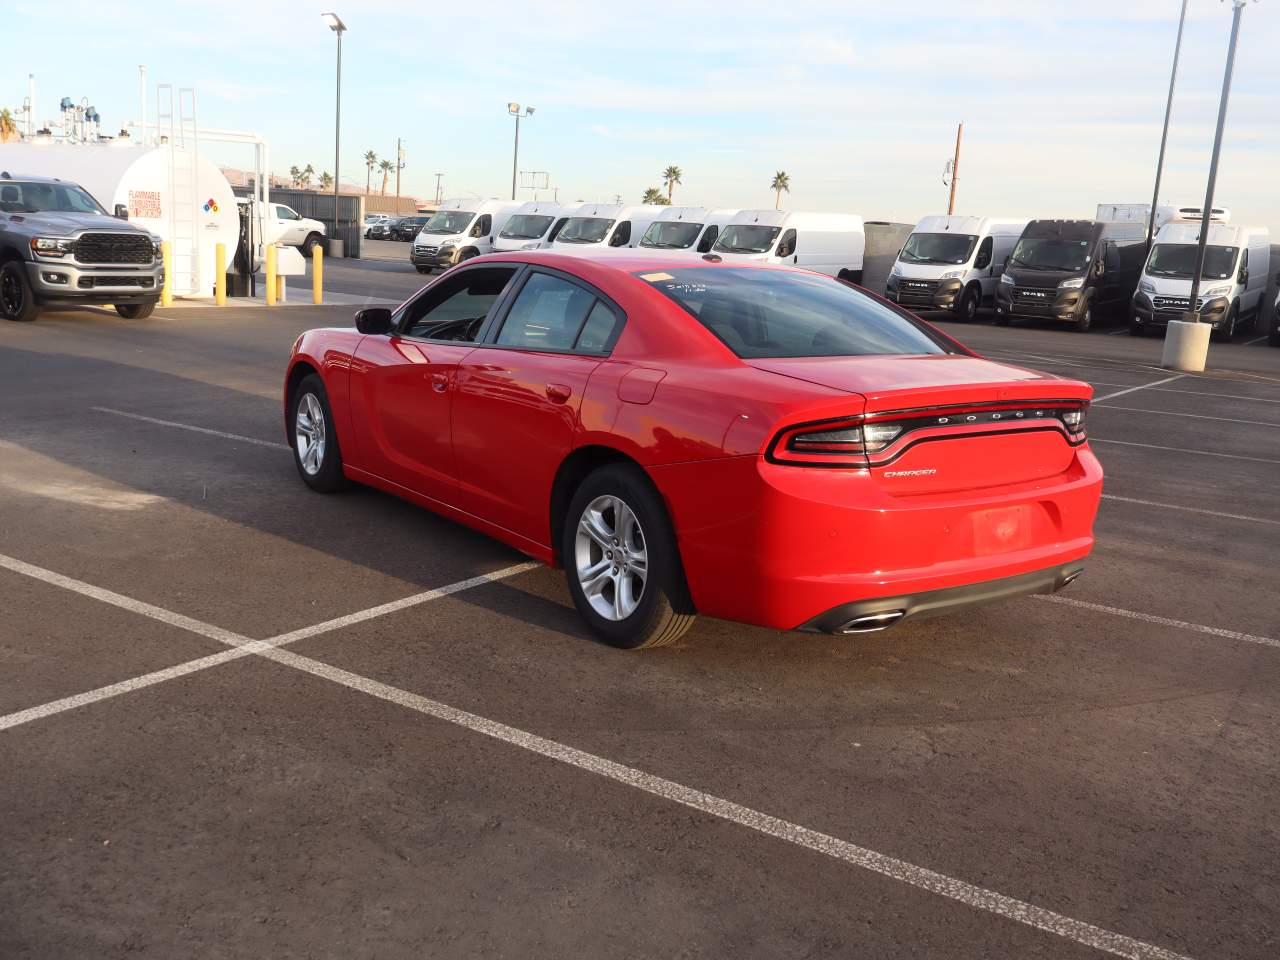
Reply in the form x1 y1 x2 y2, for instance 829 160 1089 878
76 276 155 289
73 233 154 265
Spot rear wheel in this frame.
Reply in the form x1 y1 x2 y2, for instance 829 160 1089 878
562 464 695 650
0 260 38 322
289 373 350 493
115 301 156 320
955 285 979 322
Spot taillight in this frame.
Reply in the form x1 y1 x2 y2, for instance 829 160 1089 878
1060 407 1087 441
769 418 897 466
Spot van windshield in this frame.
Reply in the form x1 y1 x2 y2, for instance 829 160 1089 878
1008 237 1092 272
556 217 614 244
423 211 475 235
898 232 978 265
500 214 554 239
637 267 951 359
640 221 703 249
713 225 780 254
0 180 107 215
1146 243 1238 280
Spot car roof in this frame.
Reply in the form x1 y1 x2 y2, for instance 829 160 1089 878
0 173 70 184
466 249 812 280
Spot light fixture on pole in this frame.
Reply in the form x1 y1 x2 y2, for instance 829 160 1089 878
508 102 534 201
322 12 346 257
1146 0 1189 251
1162 0 1252 372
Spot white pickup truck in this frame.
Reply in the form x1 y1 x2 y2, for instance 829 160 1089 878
236 198 326 254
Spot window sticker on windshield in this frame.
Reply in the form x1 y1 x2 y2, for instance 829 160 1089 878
640 272 674 282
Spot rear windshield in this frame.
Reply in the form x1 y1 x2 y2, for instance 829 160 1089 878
637 267 950 359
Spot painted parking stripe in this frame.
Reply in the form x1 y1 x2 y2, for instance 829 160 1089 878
1091 374 1186 403
1039 595 1279 650
92 407 286 449
1088 438 1280 465
1097 405 1280 427
1101 493 1280 527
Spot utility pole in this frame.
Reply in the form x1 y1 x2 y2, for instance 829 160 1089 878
434 172 443 205
394 138 404 214
947 122 963 215
1147 0 1189 250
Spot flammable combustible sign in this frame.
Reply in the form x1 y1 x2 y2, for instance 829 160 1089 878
128 190 162 218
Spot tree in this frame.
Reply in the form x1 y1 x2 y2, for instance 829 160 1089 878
770 170 791 210
378 159 393 195
289 164 302 188
320 171 334 191
641 187 668 205
363 150 378 195
662 165 682 202
0 108 17 144
301 163 315 190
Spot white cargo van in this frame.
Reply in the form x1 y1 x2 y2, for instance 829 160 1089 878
885 215 1028 319
710 210 864 283
410 198 523 273
1131 222 1270 341
631 206 737 256
549 204 665 252
493 200 570 253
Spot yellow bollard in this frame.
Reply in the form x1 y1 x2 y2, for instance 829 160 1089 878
312 242 323 305
277 272 286 303
265 244 277 306
214 242 226 306
160 241 173 307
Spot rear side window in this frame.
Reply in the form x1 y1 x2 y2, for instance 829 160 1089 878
638 267 949 359
575 301 621 354
496 272 596 352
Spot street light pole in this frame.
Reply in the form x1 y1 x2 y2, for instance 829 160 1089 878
508 102 534 201
1147 0 1189 251
322 12 346 256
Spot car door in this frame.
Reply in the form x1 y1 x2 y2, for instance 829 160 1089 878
349 264 520 505
451 268 624 546
275 205 305 245
972 235 995 300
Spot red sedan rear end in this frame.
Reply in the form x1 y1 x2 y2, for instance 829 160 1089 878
284 252 1101 648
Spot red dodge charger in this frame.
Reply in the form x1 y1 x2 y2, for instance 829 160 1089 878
284 252 1102 648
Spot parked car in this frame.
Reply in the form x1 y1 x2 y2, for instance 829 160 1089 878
266 202 326 253
390 216 430 242
411 198 523 273
1130 222 1270 341
885 215 1028 319
995 219 1147 331
364 215 393 239
284 252 1101 649
548 204 666 254
711 210 865 284
0 173 163 322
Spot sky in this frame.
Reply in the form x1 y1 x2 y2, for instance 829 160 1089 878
7 0 1280 231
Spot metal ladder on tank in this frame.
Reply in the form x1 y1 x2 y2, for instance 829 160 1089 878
156 85 201 296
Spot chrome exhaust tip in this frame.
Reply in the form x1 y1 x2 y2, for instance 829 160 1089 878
1059 570 1084 589
838 610 907 634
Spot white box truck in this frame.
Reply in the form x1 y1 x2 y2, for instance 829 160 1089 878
1131 222 1270 341
549 204 665 252
885 215 1028 319
410 198 523 272
493 200 572 253
630 206 738 256
711 210 864 282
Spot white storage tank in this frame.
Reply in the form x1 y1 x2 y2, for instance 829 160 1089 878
0 141 238 297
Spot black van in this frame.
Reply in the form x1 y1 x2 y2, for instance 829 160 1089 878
995 220 1147 331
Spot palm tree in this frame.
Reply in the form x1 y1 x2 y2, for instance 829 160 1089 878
662 165 682 202
770 171 790 210
320 171 334 191
301 164 315 190
642 187 665 205
0 108 17 144
289 164 302 188
363 150 378 195
378 159 393 195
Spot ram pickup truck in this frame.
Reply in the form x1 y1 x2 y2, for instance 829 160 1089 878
1 173 163 322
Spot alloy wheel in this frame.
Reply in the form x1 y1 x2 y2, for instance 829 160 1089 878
575 494 648 621
1 271 22 316
295 392 327 476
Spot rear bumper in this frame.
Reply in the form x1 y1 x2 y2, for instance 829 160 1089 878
650 446 1102 632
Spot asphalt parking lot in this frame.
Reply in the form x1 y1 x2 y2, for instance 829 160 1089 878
2 263 1278 960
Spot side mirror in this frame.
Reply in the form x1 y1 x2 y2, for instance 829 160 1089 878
113 204 129 219
1239 270 1249 286
355 307 393 335
1093 259 1106 278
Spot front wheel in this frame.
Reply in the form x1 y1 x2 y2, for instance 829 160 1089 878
1269 322 1280 347
415 265 431 274
1073 301 1093 333
115 301 156 320
563 464 695 650
955 285 979 322
289 373 350 493
1211 304 1237 343
302 233 324 255
0 260 39 322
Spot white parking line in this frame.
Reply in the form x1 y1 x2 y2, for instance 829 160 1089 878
92 407 286 449
0 552 1198 960
1039 595 1279 650
1092 374 1187 403
1088 438 1280 465
1244 335 1268 346
1098 405 1280 427
1100 493 1280 527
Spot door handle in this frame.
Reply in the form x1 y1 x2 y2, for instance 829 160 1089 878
545 383 572 404
431 372 449 393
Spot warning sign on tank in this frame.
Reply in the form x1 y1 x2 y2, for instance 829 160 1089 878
128 190 162 218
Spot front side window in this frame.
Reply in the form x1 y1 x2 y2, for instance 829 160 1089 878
401 267 517 341
423 210 475 235
898 232 978 265
500 214 555 240
696 224 719 253
1145 243 1239 281
1008 237 1092 273
0 180 106 214
608 221 632 247
974 236 994 269
638 268 950 359
496 272 596 351
640 221 703 249
714 224 781 254
471 214 492 237
276 205 300 221
557 217 614 244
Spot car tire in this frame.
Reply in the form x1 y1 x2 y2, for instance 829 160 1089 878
1073 299 1093 333
289 373 350 493
415 265 431 274
562 464 696 650
993 313 1010 327
1127 319 1146 336
0 260 39 322
1211 304 1237 343
115 301 156 320
302 233 324 255
956 285 979 322
457 249 478 264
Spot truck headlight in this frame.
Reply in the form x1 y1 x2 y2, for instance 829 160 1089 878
999 273 1015 285
1058 276 1085 290
31 237 75 259
890 263 903 277
1138 279 1156 296
1201 285 1231 299
522 242 543 250
941 270 964 280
